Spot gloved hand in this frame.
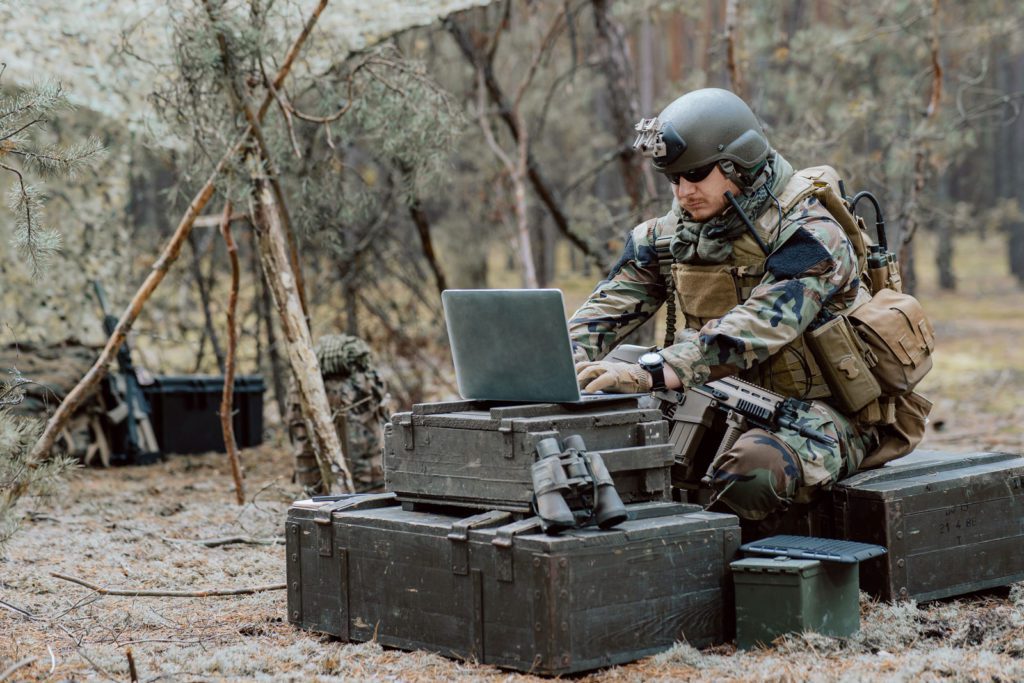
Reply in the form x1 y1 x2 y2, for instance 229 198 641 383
575 361 651 394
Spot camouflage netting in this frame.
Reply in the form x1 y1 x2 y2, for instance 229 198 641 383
0 0 496 135
0 341 101 417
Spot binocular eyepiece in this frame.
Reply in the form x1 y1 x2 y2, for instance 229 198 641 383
531 435 628 534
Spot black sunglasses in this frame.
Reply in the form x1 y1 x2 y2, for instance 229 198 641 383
667 161 718 185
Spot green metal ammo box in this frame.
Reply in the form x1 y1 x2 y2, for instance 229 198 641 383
383 397 672 513
834 450 1024 601
287 494 741 675
731 556 860 649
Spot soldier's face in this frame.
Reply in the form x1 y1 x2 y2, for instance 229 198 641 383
673 166 741 222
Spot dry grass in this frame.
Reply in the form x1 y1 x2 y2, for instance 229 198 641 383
5 442 1024 682
2 233 1023 680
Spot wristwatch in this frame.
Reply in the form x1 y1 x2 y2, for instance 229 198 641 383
638 351 667 391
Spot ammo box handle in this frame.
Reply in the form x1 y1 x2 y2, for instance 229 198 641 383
312 493 399 559
313 492 398 525
492 517 544 583
448 510 513 576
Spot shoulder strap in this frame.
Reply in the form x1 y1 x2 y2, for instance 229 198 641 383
768 167 869 275
809 181 868 276
653 232 676 347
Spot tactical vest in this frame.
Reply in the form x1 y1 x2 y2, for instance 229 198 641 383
656 166 870 403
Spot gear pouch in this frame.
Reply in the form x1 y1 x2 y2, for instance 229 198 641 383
859 391 933 469
806 314 882 413
672 264 739 326
848 289 935 396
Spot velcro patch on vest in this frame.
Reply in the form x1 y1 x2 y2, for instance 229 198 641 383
766 226 834 280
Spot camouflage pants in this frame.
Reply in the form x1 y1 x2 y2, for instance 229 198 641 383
707 401 874 521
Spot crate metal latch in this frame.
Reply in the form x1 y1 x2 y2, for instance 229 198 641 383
492 517 543 583
314 493 399 556
448 510 513 575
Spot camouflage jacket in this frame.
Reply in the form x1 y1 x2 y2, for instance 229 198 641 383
569 168 863 392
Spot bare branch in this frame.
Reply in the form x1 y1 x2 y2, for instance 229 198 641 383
218 200 245 505
51 572 285 597
512 4 568 111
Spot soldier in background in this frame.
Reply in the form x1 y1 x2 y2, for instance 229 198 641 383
288 335 389 493
570 88 879 528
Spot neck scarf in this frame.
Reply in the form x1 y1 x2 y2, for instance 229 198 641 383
668 152 794 264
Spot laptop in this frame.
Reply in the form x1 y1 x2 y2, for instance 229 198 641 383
441 289 591 403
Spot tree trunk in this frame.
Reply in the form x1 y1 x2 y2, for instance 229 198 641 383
188 230 226 372
592 0 654 210
344 276 360 336
251 229 287 420
936 175 956 291
406 193 448 297
725 0 743 99
1010 229 1024 286
250 176 354 493
1004 52 1024 285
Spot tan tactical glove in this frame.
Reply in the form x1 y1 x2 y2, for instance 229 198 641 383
575 361 651 394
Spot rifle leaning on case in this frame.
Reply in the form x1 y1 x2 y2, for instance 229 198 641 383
604 345 835 487
92 281 160 464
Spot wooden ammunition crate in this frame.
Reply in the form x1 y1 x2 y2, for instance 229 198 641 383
384 397 673 513
833 450 1024 601
286 494 740 675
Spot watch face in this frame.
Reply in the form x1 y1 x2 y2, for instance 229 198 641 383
639 352 663 367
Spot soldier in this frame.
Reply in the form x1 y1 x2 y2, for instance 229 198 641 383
570 88 876 526
288 334 389 493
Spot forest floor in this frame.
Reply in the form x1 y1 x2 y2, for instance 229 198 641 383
2 234 1023 681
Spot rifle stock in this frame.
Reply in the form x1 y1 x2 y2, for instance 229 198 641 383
91 280 159 461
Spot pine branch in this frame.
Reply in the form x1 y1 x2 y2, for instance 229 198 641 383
0 81 65 124
11 137 106 179
0 118 45 143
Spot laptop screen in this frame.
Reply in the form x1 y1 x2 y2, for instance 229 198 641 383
442 289 582 403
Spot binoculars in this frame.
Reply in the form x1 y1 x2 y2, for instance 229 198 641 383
531 434 628 534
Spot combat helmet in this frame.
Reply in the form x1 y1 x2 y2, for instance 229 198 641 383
633 88 771 191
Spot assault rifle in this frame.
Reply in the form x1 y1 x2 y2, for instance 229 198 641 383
604 345 836 487
92 281 160 464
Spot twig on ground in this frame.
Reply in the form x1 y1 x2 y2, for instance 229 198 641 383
127 647 139 682
72 644 118 682
161 535 284 548
0 597 35 618
0 656 37 682
51 591 103 619
239 474 289 520
51 572 286 597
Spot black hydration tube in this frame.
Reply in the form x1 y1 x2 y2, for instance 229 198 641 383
724 191 770 256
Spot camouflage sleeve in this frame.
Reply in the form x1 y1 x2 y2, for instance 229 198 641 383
693 212 859 375
568 219 668 361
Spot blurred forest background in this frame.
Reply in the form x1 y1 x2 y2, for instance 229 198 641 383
3 1 1024 678
2 0 1023 415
